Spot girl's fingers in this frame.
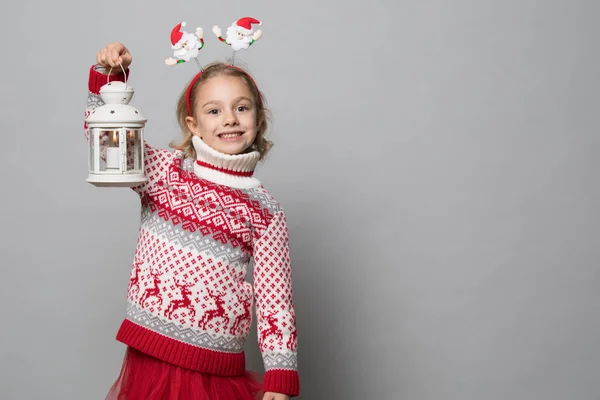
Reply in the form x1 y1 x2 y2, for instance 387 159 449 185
102 47 111 67
97 49 106 67
106 47 117 67
96 43 130 70
122 53 132 68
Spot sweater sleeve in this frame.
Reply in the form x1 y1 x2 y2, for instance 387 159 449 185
84 65 173 196
253 211 300 396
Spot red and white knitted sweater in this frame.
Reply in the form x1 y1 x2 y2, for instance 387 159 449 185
85 66 299 396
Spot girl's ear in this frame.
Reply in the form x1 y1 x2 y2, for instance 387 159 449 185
185 116 201 138
256 113 264 131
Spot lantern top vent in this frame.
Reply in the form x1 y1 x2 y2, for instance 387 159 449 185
86 81 147 126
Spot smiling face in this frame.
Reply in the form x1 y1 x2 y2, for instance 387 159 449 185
185 75 258 155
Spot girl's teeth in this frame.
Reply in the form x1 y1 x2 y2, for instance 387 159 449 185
221 133 241 138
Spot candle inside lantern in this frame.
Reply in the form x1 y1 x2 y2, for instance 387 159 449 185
106 131 120 169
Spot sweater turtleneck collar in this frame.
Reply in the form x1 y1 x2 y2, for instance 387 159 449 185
191 136 261 189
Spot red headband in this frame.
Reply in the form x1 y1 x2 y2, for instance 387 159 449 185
185 65 262 116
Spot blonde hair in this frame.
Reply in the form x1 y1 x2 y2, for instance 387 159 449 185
170 62 273 160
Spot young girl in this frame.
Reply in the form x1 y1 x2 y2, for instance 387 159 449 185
85 42 299 400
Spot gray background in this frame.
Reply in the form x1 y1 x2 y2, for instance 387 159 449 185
1 0 599 399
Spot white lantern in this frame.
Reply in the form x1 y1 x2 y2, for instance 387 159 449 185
86 72 148 187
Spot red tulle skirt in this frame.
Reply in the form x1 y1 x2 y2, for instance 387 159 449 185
106 347 264 400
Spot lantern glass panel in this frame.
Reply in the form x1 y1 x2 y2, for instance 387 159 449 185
126 129 143 172
89 131 96 173
105 129 121 171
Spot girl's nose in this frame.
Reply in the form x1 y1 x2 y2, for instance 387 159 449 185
223 110 238 125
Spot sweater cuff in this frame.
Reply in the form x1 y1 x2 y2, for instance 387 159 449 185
263 370 300 397
88 64 129 95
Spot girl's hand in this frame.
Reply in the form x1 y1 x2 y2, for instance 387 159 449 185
96 42 132 72
262 393 290 400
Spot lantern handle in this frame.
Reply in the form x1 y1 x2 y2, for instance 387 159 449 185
107 63 128 87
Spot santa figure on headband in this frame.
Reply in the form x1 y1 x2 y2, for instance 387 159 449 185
165 22 204 66
213 17 263 51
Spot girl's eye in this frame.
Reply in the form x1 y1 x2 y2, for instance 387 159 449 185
237 106 248 112
208 109 219 115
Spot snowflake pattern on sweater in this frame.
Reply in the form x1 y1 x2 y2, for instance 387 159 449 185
84 65 299 396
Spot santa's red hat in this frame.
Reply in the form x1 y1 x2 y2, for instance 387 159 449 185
234 17 261 34
170 22 187 48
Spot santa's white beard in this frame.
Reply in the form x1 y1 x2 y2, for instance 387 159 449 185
174 47 199 61
225 26 252 51
173 36 199 61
